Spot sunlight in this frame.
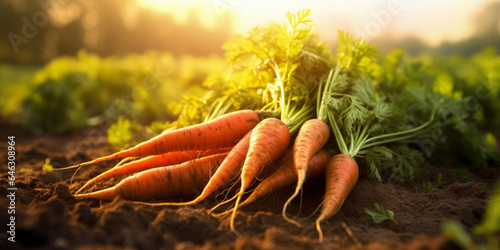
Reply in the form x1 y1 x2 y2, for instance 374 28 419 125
137 0 177 10
137 0 217 28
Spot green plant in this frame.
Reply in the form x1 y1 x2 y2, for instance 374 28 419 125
107 116 142 150
364 203 398 224
442 181 500 250
42 158 54 172
422 173 446 192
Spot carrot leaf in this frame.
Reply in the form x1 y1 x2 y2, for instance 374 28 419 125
108 116 143 150
42 158 54 172
336 30 378 77
364 203 398 224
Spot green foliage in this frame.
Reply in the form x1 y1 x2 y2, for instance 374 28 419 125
454 168 475 182
442 220 476 249
485 133 498 149
20 168 32 173
198 9 331 134
364 203 398 224
42 158 54 172
474 182 500 234
107 116 142 150
377 49 500 173
442 182 500 250
365 144 424 183
422 173 445 192
323 60 439 182
0 64 37 123
1 51 226 135
336 31 379 77
149 121 176 135
305 27 500 183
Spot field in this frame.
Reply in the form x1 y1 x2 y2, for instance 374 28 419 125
1 8 500 250
1 119 498 249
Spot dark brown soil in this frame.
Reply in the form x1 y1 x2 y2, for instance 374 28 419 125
0 120 499 250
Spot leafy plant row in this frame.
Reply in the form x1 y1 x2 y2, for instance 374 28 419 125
53 10 500 242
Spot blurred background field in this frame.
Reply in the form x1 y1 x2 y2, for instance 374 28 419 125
0 0 499 138
1 2 499 249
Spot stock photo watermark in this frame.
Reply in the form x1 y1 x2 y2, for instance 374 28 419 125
7 0 70 54
213 0 244 18
5 136 17 243
353 0 403 40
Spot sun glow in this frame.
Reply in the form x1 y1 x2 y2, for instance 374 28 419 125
137 0 217 28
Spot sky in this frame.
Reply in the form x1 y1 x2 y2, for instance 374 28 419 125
137 0 499 46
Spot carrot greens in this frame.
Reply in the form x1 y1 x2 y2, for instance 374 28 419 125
364 203 398 224
314 32 447 183
222 9 330 134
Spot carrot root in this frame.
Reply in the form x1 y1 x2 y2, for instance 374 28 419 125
62 110 267 170
74 148 231 195
240 149 330 209
229 118 290 235
283 119 330 227
316 154 359 242
75 153 229 201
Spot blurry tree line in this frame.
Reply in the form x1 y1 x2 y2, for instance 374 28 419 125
0 0 232 65
373 1 500 56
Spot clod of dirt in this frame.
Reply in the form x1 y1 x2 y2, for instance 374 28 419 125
38 171 64 184
54 183 73 200
262 227 307 250
44 196 68 216
71 202 97 227
17 188 35 204
151 207 224 245
234 236 260 250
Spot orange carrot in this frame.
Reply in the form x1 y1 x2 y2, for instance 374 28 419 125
258 146 294 180
240 149 331 208
74 152 229 201
74 148 231 194
230 118 290 235
61 110 271 170
316 154 359 242
283 119 330 226
133 129 253 206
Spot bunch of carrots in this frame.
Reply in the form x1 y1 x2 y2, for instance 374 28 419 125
58 10 459 241
65 106 343 238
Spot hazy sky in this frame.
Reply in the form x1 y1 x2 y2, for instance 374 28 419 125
138 0 499 46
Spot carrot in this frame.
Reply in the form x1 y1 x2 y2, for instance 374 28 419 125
316 154 359 242
230 118 290 235
74 152 229 201
61 110 271 170
240 149 331 208
258 146 294 180
207 146 294 215
74 148 231 194
283 119 330 226
133 129 253 206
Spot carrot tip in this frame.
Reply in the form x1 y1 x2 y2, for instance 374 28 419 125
74 188 84 195
316 219 324 242
282 185 303 227
55 164 81 171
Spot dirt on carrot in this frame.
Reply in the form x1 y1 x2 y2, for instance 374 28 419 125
1 121 499 249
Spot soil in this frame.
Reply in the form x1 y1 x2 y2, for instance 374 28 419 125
0 120 499 250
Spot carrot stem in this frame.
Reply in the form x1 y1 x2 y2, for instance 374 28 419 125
361 109 436 148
